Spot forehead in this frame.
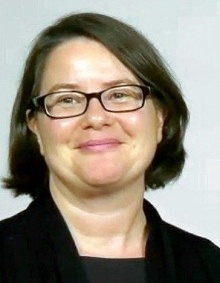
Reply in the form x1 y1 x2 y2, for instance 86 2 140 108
40 37 139 93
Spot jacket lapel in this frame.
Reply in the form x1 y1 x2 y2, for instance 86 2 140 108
24 191 89 283
143 199 177 283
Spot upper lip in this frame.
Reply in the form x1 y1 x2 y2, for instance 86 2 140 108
77 138 122 149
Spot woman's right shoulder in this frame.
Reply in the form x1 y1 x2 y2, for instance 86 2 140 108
0 192 48 239
0 205 32 239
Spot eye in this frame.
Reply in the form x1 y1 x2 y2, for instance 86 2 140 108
106 88 139 103
45 92 86 111
108 90 132 101
55 92 85 105
58 95 76 104
112 92 128 99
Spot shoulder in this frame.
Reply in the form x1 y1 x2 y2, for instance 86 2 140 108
165 220 220 262
0 191 51 239
145 199 220 280
0 206 32 276
0 191 61 247
164 220 220 256
163 221 220 279
0 206 31 239
145 199 220 255
0 193 47 240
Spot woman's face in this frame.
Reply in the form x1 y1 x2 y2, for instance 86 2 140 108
28 38 164 196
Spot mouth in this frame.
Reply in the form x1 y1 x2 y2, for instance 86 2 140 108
77 139 122 152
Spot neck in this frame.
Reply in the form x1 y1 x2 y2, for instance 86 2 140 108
50 181 148 258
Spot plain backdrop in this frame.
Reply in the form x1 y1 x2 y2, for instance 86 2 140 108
0 0 220 246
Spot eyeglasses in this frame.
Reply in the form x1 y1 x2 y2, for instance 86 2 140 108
31 84 151 119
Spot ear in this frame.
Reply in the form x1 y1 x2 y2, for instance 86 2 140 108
26 110 45 155
156 107 166 144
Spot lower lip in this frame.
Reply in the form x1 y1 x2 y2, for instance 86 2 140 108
78 142 121 152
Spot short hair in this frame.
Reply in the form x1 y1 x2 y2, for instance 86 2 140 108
2 12 189 199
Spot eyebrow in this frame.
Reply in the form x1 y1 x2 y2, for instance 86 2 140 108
46 83 78 93
99 78 139 88
45 79 139 94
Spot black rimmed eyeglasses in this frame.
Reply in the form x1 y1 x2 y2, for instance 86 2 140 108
31 84 152 119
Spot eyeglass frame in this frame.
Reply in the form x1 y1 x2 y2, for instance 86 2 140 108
30 84 152 119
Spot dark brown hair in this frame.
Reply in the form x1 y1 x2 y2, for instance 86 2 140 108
2 12 189 198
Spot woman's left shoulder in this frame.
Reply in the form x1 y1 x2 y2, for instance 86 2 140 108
164 221 220 267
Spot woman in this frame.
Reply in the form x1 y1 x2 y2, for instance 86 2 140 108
0 12 219 282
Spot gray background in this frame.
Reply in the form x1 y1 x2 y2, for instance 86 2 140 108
0 0 220 246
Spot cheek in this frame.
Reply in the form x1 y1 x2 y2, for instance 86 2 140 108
38 119 77 150
118 105 162 149
118 109 154 138
126 115 141 127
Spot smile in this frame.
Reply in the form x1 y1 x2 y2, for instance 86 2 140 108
77 139 122 152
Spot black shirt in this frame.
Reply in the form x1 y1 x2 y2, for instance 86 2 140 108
81 257 146 283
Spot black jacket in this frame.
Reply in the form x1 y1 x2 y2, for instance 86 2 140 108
0 190 220 282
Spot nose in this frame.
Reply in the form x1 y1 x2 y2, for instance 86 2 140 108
81 97 113 129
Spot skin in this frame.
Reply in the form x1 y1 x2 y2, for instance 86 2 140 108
28 37 164 258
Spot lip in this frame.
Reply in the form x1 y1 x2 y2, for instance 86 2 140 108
77 138 122 152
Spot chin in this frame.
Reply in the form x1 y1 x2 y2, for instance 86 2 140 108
82 173 124 189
